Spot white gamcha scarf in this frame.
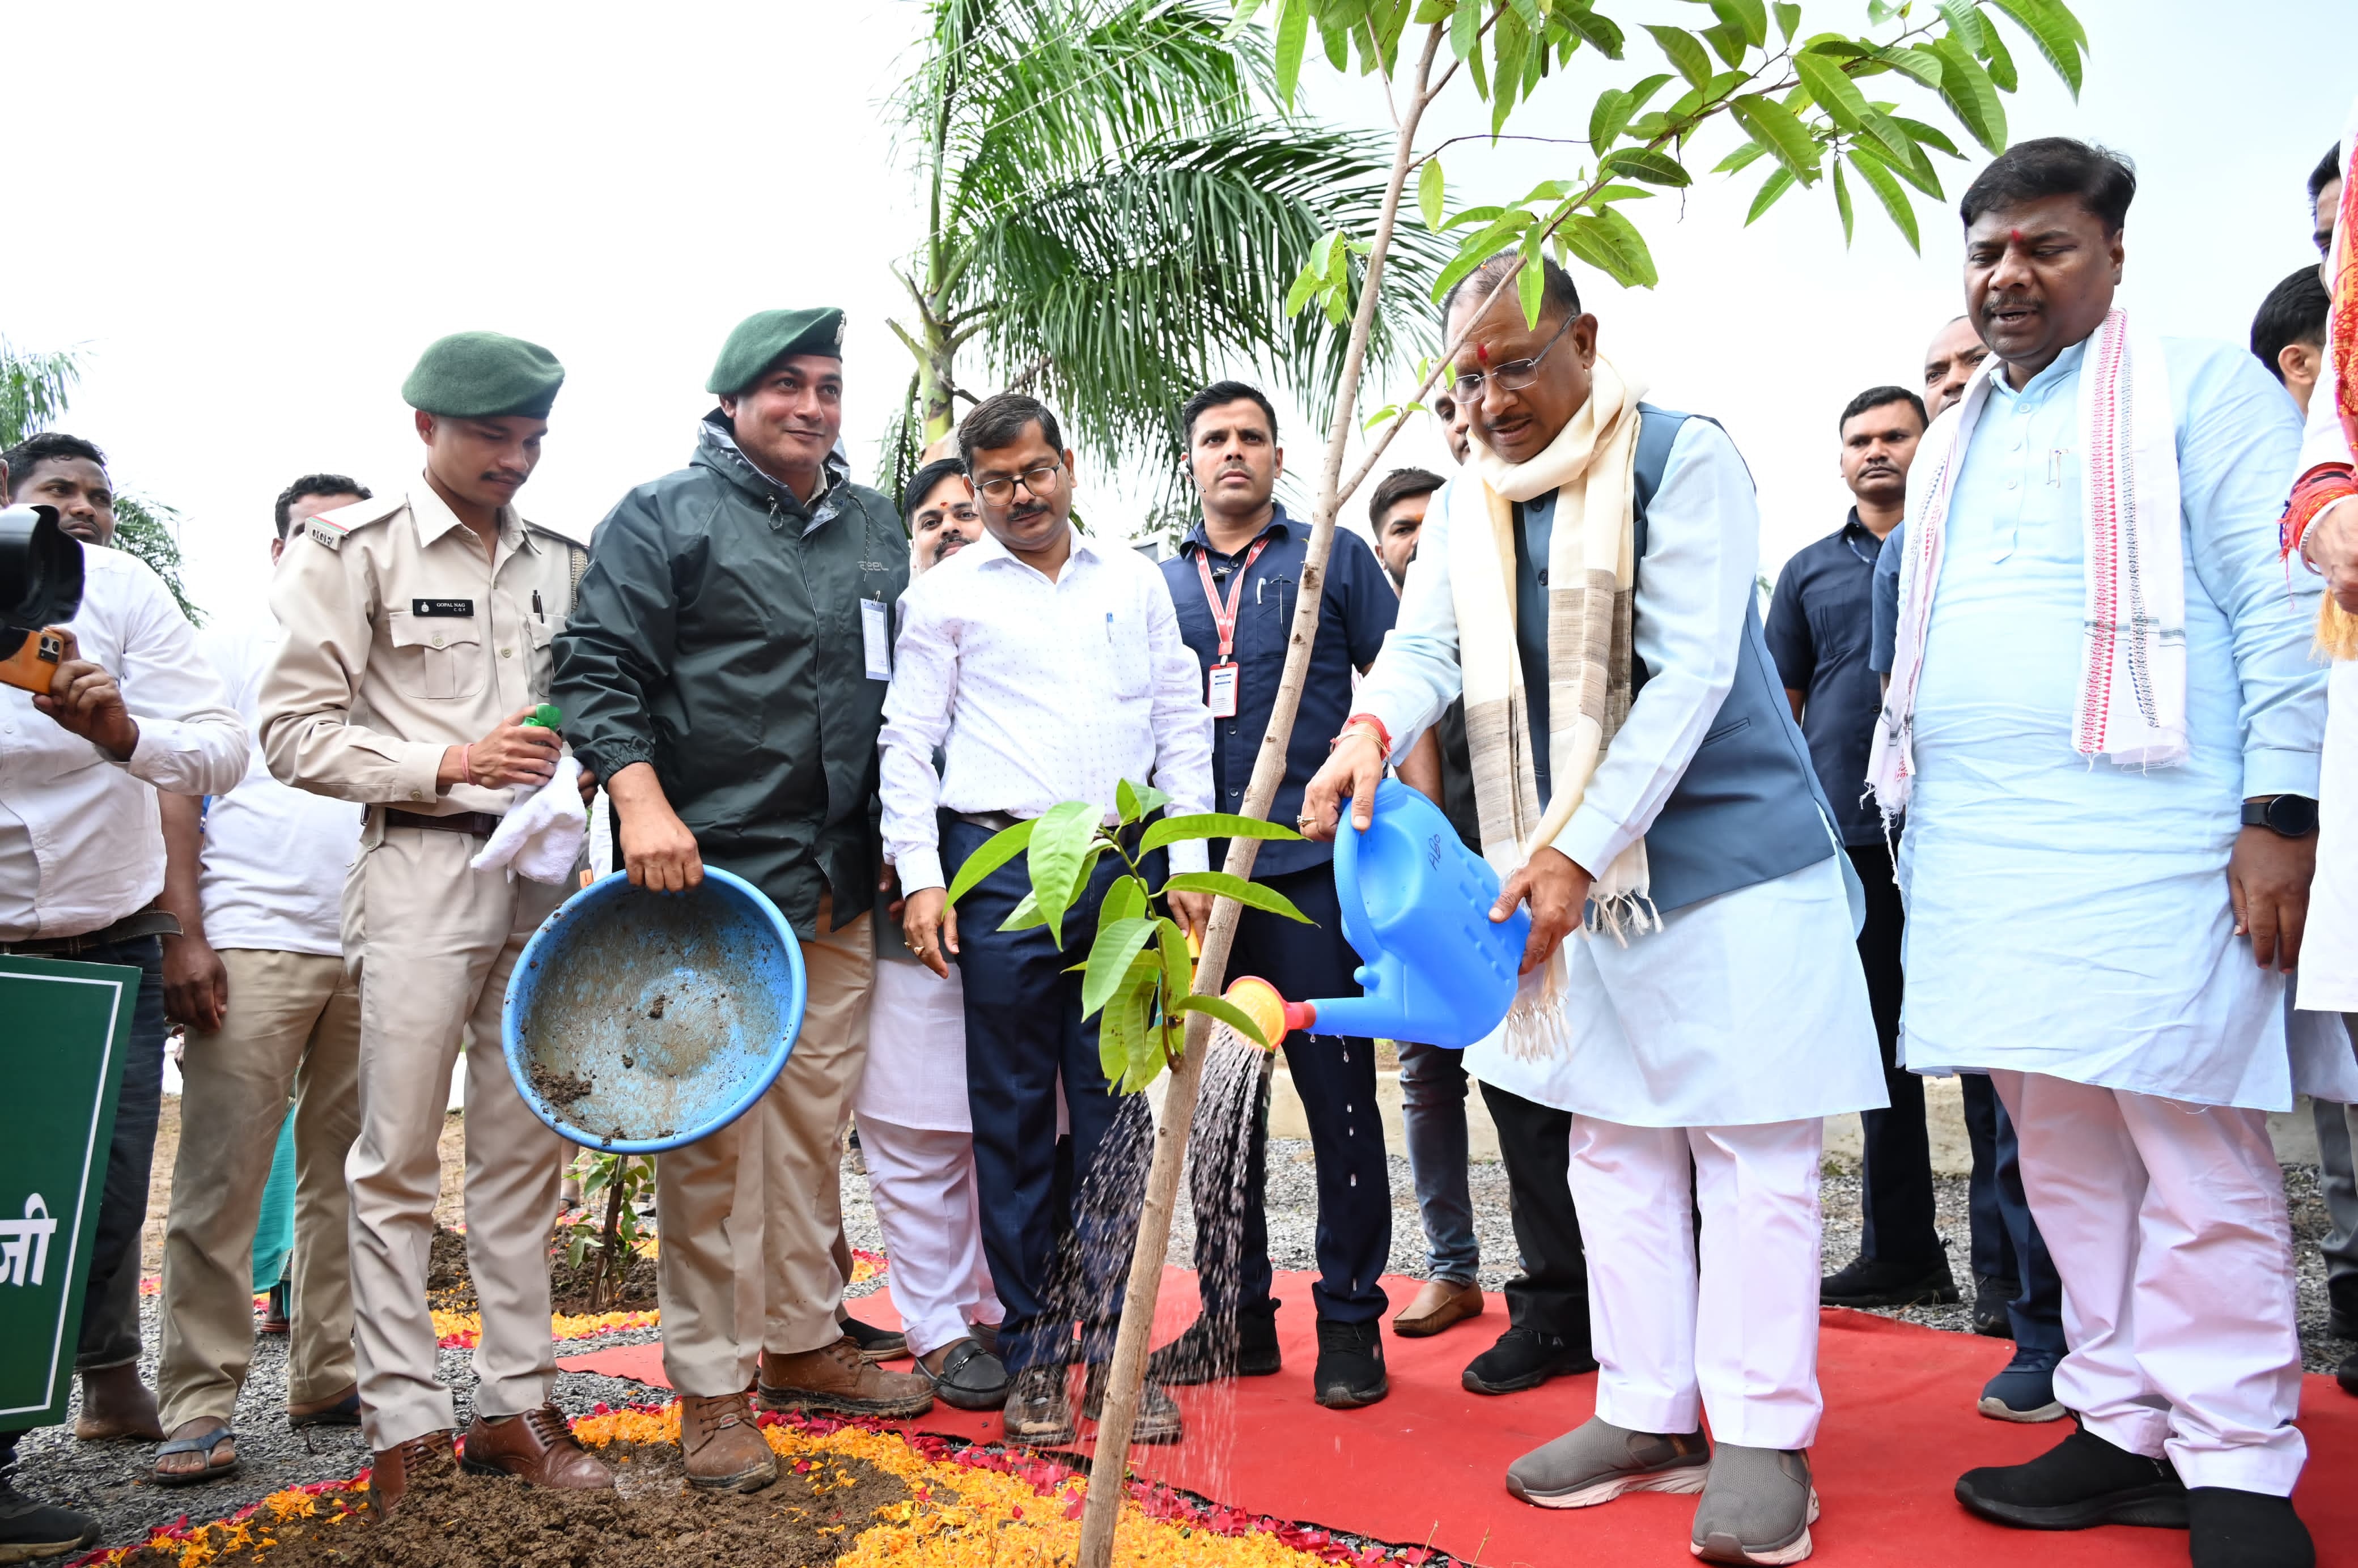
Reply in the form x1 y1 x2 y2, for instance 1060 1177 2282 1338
1869 306 2186 822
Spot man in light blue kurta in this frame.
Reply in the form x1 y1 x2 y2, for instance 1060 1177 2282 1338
1880 140 2348 1568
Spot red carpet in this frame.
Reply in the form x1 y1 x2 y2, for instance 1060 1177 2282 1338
561 1271 2358 1566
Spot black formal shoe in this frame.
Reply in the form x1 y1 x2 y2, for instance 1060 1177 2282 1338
1820 1252 1961 1309
1971 1273 2020 1338
2336 1350 2357 1399
0 1473 100 1562
838 1312 909 1363
1147 1299 1282 1386
1954 1425 2189 1531
1462 1328 1597 1395
2327 1277 2358 1343
1312 1319 1388 1409
2188 1488 2313 1568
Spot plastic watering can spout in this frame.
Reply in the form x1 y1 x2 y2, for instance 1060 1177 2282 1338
1238 780 1529 1051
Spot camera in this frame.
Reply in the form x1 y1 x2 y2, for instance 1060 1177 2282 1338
0 503 86 695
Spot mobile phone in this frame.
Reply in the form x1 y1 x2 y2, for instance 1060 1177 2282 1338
0 627 66 695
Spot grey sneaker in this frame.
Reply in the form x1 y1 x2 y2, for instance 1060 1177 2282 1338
1691 1444 1820 1565
1505 1416 1711 1508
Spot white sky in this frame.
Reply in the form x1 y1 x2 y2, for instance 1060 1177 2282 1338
6 1 2353 630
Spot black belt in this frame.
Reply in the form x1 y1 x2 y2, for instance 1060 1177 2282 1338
0 908 182 957
384 807 503 839
954 810 1024 832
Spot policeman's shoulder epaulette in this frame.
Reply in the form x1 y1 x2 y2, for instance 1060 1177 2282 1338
302 492 405 553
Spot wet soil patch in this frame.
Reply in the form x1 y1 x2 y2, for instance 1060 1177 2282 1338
423 1223 658 1319
114 1445 907 1568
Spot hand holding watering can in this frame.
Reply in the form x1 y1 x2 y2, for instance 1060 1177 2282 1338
1300 723 1587 977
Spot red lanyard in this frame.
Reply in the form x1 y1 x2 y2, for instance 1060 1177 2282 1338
1194 537 1270 662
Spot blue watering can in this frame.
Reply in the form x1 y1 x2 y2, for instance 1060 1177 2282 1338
503 868 807 1153
1233 779 1530 1050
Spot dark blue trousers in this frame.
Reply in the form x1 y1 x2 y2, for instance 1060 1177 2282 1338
78 936 168 1371
1961 1072 2066 1353
1191 862 1392 1324
947 814 1163 1375
1848 843 1941 1268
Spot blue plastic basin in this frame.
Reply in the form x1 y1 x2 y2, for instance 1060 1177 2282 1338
503 868 807 1152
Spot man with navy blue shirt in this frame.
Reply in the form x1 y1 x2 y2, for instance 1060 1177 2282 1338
1767 388 1967 1327
1148 381 1398 1410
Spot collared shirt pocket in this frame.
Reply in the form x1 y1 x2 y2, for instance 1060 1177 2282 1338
387 607 487 702
525 610 558 696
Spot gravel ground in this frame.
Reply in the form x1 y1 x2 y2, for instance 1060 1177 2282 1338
15 1132 2351 1557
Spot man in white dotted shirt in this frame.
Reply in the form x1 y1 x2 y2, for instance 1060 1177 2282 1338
884 392 1215 1448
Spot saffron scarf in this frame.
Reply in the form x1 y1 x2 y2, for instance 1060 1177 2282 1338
1445 354 1648 1059
1871 307 2186 820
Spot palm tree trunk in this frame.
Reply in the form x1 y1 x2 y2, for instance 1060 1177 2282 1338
1073 23 1447 1568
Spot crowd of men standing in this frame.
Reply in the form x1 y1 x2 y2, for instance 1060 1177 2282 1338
0 128 2353 1568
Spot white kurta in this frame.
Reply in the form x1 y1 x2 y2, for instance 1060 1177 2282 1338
1897 337 2344 1110
1358 418 1885 1127
856 954 974 1133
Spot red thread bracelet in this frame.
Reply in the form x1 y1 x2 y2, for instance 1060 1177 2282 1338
1337 713 1393 763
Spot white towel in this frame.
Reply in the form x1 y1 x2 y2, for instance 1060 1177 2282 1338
469 755 588 883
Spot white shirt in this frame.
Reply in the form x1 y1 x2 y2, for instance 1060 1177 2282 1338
879 529 1215 894
194 624 363 957
0 543 248 942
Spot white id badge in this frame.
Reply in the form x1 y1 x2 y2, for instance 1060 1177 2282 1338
1207 661 1240 717
862 597 891 680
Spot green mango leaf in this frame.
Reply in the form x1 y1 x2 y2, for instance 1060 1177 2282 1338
1983 0 2085 95
1160 870 1316 922
1173 993 1274 1051
1710 0 1768 46
1153 916 1195 1006
1855 107 1922 168
1098 874 1150 930
1623 73 1676 114
1699 19 1746 67
1025 800 1104 946
1558 5 1624 58
1852 133 1943 199
1831 156 1855 244
1586 182 1657 205
1443 202 1507 231
1418 157 1445 231
1643 23 1712 88
1588 87 1631 152
1600 146 1693 187
1517 231 1545 325
1933 0 1986 53
1877 44 1946 91
1274 0 1309 103
1793 52 1869 132
1772 1 1801 41
1080 916 1161 1019
1982 22 2021 96
1928 36 2006 154
1322 9 1350 74
1729 93 1822 182
1283 258 1323 318
1138 811 1306 854
1746 164 1797 224
1846 146 1922 252
1583 205 1660 287
1714 139 1768 176
945 817 1035 907
1892 115 1965 159
1449 0 1481 61
1508 0 1544 31
999 889 1047 932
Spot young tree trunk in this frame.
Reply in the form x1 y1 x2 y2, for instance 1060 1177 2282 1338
1074 26 1445 1567
593 1160 628 1315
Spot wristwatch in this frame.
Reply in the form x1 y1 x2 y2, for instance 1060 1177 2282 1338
2241 794 2319 837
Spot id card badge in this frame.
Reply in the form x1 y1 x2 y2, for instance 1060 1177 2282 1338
862 597 891 681
1207 661 1240 718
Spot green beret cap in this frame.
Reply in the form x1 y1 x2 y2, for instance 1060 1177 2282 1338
402 331 565 419
706 307 845 395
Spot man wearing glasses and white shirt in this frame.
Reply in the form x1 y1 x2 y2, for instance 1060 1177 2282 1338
885 392 1214 1449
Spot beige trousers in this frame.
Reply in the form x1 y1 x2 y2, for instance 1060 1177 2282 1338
656 896 873 1396
344 823 570 1448
157 949 362 1429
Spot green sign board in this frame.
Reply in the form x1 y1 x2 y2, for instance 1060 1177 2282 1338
0 955 134 1430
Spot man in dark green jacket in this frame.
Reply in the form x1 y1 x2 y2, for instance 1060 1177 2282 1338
553 307 928 1493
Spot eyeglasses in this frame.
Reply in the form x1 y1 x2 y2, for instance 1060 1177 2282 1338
973 462 1065 503
1451 310 1575 401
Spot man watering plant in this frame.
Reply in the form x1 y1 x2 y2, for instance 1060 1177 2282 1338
554 308 931 1494
1303 256 1884 1566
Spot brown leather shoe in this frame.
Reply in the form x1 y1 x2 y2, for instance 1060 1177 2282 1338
756 1336 934 1418
1392 1278 1485 1339
460 1404 614 1491
368 1430 455 1520
677 1392 778 1493
73 1362 164 1442
1002 1364 1075 1446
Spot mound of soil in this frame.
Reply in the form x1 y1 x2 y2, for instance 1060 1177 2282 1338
425 1221 658 1318
116 1444 907 1568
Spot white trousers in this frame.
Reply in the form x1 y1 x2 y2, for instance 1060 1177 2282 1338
860 1115 1002 1358
1991 1072 2305 1494
1568 1116 1826 1450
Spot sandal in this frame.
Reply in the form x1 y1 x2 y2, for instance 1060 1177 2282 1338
917 1338 1010 1412
152 1424 238 1487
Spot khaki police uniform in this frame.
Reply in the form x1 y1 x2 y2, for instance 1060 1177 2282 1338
258 479 584 1450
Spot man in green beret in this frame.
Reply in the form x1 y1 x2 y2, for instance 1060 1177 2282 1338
555 307 927 1493
258 330 615 1513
